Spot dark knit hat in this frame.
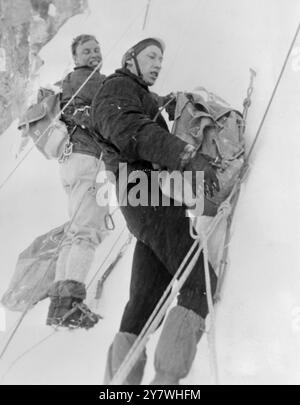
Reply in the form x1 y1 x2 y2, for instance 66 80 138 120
122 37 165 67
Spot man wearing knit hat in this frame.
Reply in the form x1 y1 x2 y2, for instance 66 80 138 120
121 37 164 80
92 38 219 385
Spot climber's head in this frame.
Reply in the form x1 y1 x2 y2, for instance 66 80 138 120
71 34 102 69
122 38 165 86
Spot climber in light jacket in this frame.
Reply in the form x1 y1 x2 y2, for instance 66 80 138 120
46 34 108 329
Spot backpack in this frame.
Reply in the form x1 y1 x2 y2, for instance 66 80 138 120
18 92 69 160
160 90 245 215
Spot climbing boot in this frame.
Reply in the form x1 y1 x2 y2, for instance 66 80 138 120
47 280 101 329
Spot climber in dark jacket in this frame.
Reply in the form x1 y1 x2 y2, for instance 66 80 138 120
92 37 219 384
60 52 106 158
46 34 108 330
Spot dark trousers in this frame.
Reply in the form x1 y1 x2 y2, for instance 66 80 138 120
117 167 218 336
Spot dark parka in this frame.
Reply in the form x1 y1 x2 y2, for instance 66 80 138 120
61 66 106 158
92 68 189 173
92 68 217 335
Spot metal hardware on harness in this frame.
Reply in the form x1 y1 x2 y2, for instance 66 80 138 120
105 213 115 231
58 140 73 163
72 106 91 129
72 105 91 116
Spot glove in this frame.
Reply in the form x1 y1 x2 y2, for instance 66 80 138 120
184 150 220 198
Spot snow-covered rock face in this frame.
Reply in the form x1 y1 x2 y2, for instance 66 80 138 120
0 0 87 136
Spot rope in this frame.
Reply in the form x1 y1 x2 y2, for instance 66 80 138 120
214 21 300 304
0 331 57 384
0 184 93 361
202 231 219 385
0 223 130 380
110 199 231 385
246 22 300 162
0 67 102 193
0 0 147 363
86 225 128 290
142 0 152 30
2 6 296 387
189 201 232 386
153 94 177 121
213 181 241 302
0 3 148 382
109 19 300 382
190 21 300 385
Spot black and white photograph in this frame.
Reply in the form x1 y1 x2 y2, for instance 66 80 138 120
0 0 299 389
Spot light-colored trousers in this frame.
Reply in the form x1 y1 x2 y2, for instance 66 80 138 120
55 153 108 284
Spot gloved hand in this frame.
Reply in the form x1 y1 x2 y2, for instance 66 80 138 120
184 151 220 198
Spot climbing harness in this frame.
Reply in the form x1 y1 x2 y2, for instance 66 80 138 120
104 213 116 231
58 139 73 163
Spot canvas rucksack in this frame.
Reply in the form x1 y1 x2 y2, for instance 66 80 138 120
18 92 69 160
160 89 245 216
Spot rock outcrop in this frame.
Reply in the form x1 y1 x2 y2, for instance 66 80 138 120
0 0 88 136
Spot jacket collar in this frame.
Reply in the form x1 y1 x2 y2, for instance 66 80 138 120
114 68 149 91
74 65 95 71
73 66 106 80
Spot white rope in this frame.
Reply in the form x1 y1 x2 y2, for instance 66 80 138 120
202 230 220 385
110 199 232 385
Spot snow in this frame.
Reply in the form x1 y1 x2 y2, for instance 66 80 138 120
0 0 300 385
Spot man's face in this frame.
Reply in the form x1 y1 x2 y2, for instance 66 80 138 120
73 39 102 68
128 45 163 86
